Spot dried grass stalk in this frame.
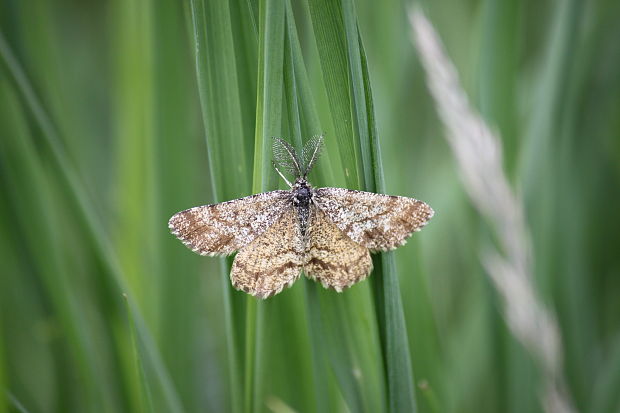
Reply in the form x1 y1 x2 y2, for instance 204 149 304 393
408 9 575 413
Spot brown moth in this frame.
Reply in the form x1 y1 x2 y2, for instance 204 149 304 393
168 136 433 298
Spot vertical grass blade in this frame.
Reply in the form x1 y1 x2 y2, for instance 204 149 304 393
306 1 384 408
281 9 374 407
0 72 111 412
110 0 159 321
360 29 418 413
307 0 362 189
0 29 184 413
282 3 329 411
307 0 418 411
187 1 257 412
0 324 4 413
253 0 285 188
248 1 285 411
589 332 620 413
124 294 155 413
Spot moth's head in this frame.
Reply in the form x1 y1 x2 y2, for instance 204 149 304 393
272 136 324 185
292 178 312 207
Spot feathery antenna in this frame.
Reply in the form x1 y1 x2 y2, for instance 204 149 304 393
301 135 324 177
273 137 303 178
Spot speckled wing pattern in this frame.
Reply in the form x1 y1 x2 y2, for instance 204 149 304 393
168 191 291 256
313 187 434 252
304 206 372 292
231 207 304 298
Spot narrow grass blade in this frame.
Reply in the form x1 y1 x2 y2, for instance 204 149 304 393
0 76 110 412
6 392 30 413
0 325 6 413
189 0 253 200
283 9 303 151
187 2 259 411
0 30 185 413
282 2 330 411
589 331 620 413
110 0 160 320
308 0 418 411
253 0 285 190
359 27 418 413
247 1 285 412
123 294 155 413
307 0 362 189
306 2 381 409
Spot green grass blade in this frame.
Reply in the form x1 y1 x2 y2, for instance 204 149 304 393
307 0 362 189
341 2 372 191
0 29 185 413
282 3 330 411
110 0 160 321
306 1 389 412
187 1 258 412
253 0 285 190
360 29 417 412
247 1 285 411
307 0 418 411
123 294 155 413
0 341 4 413
589 331 620 413
6 392 31 413
191 0 253 200
0 75 110 412
283 8 303 151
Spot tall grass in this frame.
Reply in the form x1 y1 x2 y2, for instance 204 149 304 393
1 0 620 413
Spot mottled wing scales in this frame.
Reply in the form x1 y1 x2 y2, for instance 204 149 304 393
314 187 434 252
304 206 372 292
231 207 304 298
168 191 290 256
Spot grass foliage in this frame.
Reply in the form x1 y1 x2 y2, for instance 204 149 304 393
1 0 620 412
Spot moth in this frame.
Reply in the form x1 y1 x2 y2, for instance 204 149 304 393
168 136 433 298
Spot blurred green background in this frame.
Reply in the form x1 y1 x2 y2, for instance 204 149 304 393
1 0 619 412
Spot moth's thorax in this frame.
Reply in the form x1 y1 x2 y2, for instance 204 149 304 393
292 179 313 208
